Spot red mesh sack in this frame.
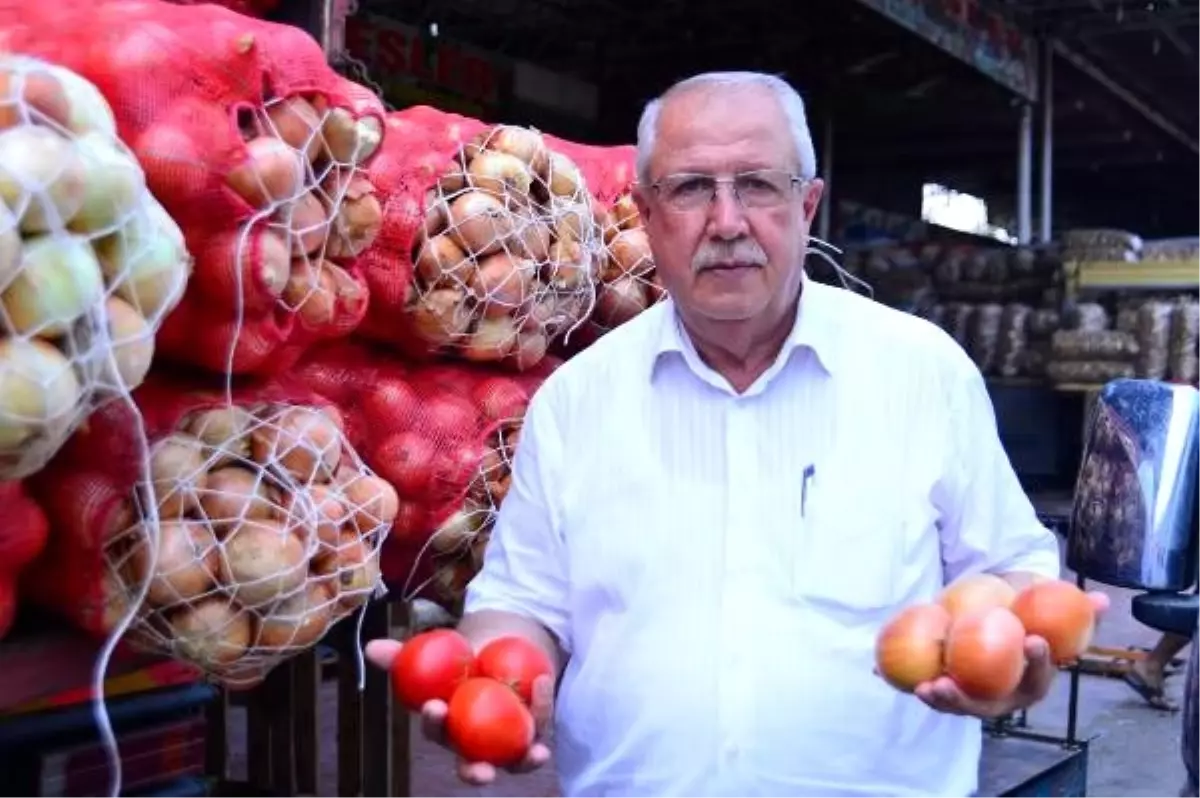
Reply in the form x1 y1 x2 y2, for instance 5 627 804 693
166 0 281 18
355 105 602 371
291 339 559 606
21 370 397 689
0 480 50 639
0 0 385 377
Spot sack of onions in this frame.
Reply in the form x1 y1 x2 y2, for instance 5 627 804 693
20 371 397 688
0 480 51 641
353 105 600 372
0 54 192 480
2 0 384 377
591 191 665 331
290 339 556 589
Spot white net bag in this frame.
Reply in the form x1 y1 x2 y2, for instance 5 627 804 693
357 109 600 370
0 54 191 479
98 400 396 689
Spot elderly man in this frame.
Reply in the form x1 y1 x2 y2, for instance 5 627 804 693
368 71 1107 796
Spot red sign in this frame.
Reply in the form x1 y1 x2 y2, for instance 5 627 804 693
344 14 503 108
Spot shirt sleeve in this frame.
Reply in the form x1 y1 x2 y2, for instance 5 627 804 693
933 353 1062 584
462 382 572 652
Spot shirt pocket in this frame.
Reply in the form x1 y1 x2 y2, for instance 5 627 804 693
790 484 902 619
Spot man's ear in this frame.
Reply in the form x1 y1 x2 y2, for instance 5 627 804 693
632 183 653 225
801 178 825 225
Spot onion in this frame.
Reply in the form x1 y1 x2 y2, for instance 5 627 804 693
312 532 380 610
0 203 18 286
463 316 519 362
468 150 532 198
509 329 548 371
184 405 255 467
0 125 86 233
323 171 382 258
447 191 514 257
1 232 103 338
611 194 641 230
96 198 191 321
875 603 951 693
0 61 70 130
483 126 549 176
45 64 116 136
226 136 305 210
646 274 668 303
596 277 648 327
609 228 654 277
0 337 82 454
340 472 400 530
468 251 533 317
284 483 346 547
938 573 1017 621
68 133 146 234
547 237 593 289
423 190 448 238
551 200 590 243
282 259 335 327
431 506 484 555
146 433 207 517
265 95 322 161
321 108 381 165
219 519 309 607
1011 580 1096 665
546 151 582 198
277 191 328 257
408 287 473 346
257 581 335 649
198 466 278 527
128 519 219 606
516 219 551 262
103 295 155 390
415 233 472 288
372 431 436 498
250 405 342 484
167 597 251 667
944 607 1027 701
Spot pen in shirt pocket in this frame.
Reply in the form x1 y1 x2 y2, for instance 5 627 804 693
801 464 816 517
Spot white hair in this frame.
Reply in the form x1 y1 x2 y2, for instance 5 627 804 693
635 71 818 186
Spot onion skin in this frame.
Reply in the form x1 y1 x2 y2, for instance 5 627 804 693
1011 580 1096 665
944 607 1027 702
875 603 951 693
937 573 1017 621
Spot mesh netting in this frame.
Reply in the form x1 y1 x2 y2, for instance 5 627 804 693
22 372 396 689
0 479 51 639
0 0 385 377
291 339 556 603
0 53 191 479
355 106 601 371
593 191 664 331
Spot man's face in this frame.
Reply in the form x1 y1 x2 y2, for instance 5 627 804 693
633 86 824 322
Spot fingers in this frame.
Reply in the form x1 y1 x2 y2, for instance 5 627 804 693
1017 635 1057 701
530 674 555 732
1087 590 1111 616
914 676 973 716
364 638 403 671
457 759 497 786
509 742 552 774
419 699 449 746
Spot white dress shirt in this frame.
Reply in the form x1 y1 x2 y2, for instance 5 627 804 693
464 276 1062 797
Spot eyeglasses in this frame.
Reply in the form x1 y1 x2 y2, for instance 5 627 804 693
648 169 807 211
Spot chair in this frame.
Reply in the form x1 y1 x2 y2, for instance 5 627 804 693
1066 378 1199 640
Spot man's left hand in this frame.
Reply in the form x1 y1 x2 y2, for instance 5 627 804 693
915 590 1110 719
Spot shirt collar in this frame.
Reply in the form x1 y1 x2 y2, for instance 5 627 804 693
650 272 841 383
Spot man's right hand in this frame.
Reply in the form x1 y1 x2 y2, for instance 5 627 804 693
365 637 555 785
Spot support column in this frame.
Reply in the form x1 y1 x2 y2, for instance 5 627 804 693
817 114 834 241
1039 37 1055 244
1017 102 1034 244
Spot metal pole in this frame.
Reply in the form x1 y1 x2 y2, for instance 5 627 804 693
1039 38 1054 244
1017 102 1033 244
817 114 834 241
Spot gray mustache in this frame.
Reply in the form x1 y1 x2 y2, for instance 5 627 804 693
692 242 768 272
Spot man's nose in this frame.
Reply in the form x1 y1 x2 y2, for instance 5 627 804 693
706 185 748 239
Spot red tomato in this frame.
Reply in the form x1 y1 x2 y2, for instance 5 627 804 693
476 636 553 706
390 629 476 712
446 677 536 767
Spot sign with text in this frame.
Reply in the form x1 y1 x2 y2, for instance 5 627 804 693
343 13 507 114
855 0 1039 100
